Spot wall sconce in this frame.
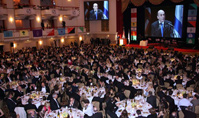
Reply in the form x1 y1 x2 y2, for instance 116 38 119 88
13 43 16 48
36 16 41 22
79 36 82 41
59 16 63 22
68 0 71 2
61 38 64 43
9 17 14 23
39 40 43 45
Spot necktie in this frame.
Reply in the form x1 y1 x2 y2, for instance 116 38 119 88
160 23 164 37
55 99 60 108
95 11 98 20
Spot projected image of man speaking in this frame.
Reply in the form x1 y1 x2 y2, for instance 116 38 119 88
151 10 174 37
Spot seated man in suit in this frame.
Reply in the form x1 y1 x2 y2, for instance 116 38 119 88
191 94 199 112
89 3 104 20
6 91 17 118
24 98 37 118
67 97 79 109
182 106 197 118
50 93 61 111
151 9 174 38
146 91 157 108
39 82 50 93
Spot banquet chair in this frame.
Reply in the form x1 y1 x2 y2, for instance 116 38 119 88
124 90 130 99
164 82 170 88
190 84 195 88
179 110 184 118
178 87 185 90
115 86 118 92
195 105 199 117
124 68 129 74
77 83 84 88
50 74 54 79
93 78 97 85
176 84 183 89
186 87 194 91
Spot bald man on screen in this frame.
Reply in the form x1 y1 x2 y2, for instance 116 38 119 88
89 3 104 20
151 10 174 37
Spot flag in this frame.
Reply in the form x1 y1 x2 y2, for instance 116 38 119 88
103 1 109 19
131 8 137 41
33 29 42 37
19 30 29 37
4 31 13 37
58 28 65 35
78 27 85 33
174 5 183 38
43 29 54 36
67 27 75 34
128 30 130 44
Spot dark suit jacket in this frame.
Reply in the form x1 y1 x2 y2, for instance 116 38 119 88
6 98 16 112
92 112 103 118
67 100 79 109
0 88 5 100
165 95 176 112
147 95 157 108
89 9 104 20
136 116 146 118
182 109 196 118
50 98 61 110
151 20 173 37
24 103 37 111
147 114 157 118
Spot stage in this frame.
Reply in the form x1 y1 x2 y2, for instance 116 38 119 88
124 43 199 53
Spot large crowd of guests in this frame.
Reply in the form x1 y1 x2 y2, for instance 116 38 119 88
0 43 199 118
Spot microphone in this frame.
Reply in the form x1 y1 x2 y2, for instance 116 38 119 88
166 22 174 27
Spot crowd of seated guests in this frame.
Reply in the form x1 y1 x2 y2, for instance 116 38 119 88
0 44 199 118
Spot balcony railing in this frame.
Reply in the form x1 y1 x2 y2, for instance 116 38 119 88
14 4 36 9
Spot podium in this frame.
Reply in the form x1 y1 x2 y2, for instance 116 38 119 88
139 40 148 46
119 38 127 45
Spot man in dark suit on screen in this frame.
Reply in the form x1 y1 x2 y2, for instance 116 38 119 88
151 10 174 37
89 3 104 20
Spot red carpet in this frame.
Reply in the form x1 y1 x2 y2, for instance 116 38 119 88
125 44 199 53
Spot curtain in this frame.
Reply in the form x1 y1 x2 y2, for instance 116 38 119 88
131 0 145 7
122 0 130 13
149 0 164 5
194 0 199 7
170 0 184 3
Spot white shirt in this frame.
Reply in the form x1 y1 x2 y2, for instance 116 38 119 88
178 98 192 108
14 107 27 118
41 87 46 93
83 103 94 117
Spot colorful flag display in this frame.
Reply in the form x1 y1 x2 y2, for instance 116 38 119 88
33 29 42 37
186 4 197 44
78 27 85 33
43 29 54 36
131 8 137 41
103 1 109 20
67 27 75 34
174 5 184 38
58 28 65 35
4 31 13 38
19 30 29 37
